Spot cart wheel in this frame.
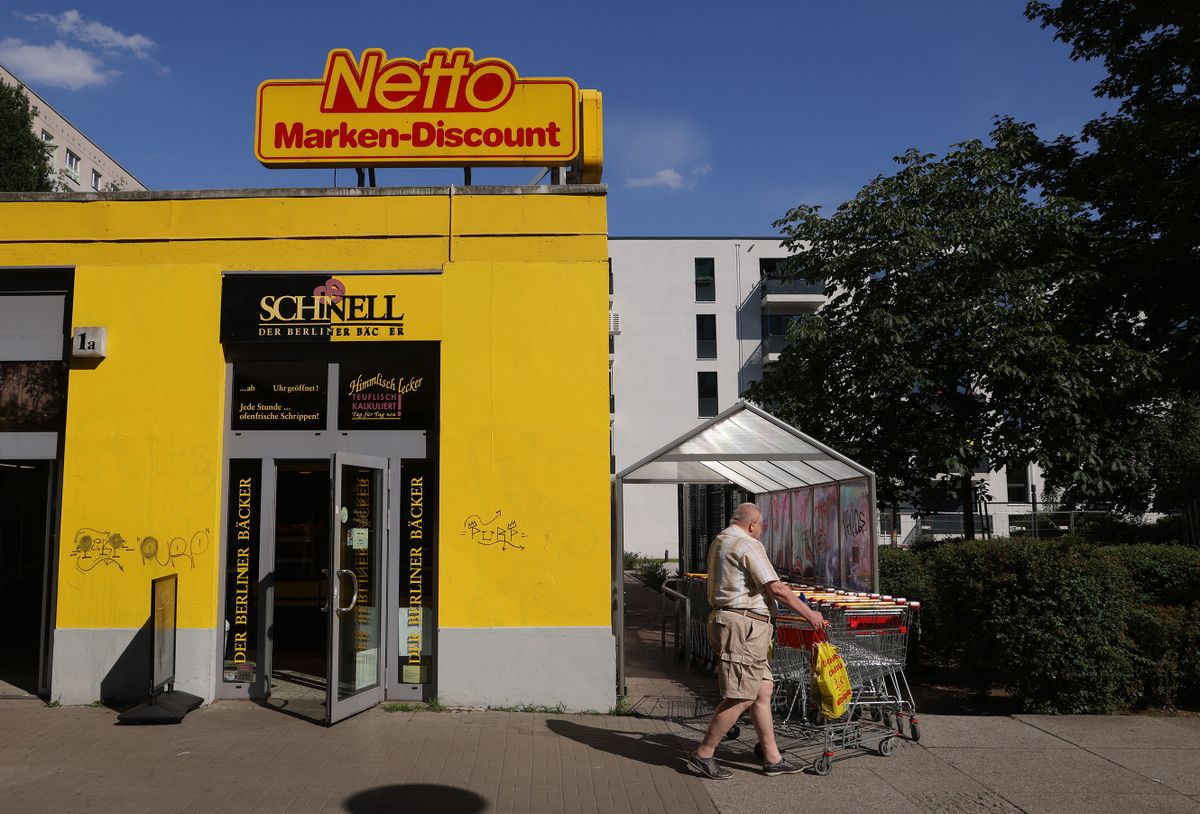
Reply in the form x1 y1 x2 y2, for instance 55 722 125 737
909 719 921 742
869 707 882 722
879 736 896 757
812 754 832 776
724 724 741 741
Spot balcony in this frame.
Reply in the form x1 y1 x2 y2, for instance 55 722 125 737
761 333 790 366
760 275 825 313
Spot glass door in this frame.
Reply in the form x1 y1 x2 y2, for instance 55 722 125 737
327 452 387 724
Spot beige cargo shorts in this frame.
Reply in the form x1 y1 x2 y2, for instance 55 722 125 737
707 609 773 700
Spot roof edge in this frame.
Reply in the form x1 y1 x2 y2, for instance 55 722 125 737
0 184 608 203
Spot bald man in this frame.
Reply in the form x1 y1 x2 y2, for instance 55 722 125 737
687 503 828 779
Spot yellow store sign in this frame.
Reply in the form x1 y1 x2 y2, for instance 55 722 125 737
256 48 581 168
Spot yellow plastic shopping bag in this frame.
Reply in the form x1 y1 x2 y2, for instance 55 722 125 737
811 639 852 719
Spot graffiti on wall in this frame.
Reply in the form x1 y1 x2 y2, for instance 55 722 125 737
813 484 840 586
461 509 527 552
755 478 874 590
70 529 133 572
791 488 815 579
72 527 211 574
839 481 872 592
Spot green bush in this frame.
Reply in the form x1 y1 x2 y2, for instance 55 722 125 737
636 559 668 592
1096 544 1200 605
1124 604 1200 707
922 538 1137 713
878 546 928 602
622 551 644 570
1075 514 1191 547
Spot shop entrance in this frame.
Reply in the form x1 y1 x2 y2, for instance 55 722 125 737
0 461 54 697
220 428 432 723
264 454 388 724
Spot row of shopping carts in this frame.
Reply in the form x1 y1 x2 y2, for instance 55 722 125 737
666 575 920 775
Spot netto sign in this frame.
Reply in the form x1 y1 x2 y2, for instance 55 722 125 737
256 48 580 168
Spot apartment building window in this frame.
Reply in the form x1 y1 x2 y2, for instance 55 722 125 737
695 258 715 302
40 130 54 143
64 149 80 182
697 372 718 417
696 314 717 359
1006 464 1031 503
91 170 102 191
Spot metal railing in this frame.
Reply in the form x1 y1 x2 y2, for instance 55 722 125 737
761 276 826 296
661 581 691 664
880 502 1115 543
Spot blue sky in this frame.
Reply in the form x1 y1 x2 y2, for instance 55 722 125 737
0 1 1111 235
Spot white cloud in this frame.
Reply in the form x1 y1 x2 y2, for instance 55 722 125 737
626 164 713 191
19 10 157 59
0 38 116 89
608 112 713 192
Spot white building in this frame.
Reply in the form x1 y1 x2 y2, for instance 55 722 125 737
1 64 145 192
609 237 1046 557
610 238 825 556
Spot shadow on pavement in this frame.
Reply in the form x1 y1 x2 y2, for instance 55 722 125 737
545 718 702 775
342 784 488 813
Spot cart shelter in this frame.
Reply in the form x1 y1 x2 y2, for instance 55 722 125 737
613 401 879 691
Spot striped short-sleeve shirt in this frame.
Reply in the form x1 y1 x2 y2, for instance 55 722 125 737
706 524 779 614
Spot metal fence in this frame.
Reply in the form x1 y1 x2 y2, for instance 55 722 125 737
878 502 1114 544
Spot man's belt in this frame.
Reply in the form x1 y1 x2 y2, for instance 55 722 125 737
719 607 771 623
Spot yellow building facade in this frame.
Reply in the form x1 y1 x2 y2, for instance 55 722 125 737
0 185 614 717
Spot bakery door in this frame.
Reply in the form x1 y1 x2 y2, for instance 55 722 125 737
327 452 388 724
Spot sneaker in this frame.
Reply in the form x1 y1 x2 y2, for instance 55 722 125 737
687 753 733 780
762 757 803 776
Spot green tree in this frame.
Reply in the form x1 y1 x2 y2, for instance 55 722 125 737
0 80 54 192
747 119 1157 533
1024 2 1200 530
1026 1 1200 388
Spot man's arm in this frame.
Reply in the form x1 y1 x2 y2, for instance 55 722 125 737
765 580 828 630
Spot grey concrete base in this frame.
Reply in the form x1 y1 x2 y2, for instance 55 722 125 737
51 627 215 705
437 626 615 712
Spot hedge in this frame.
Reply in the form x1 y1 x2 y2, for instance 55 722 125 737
878 539 1200 713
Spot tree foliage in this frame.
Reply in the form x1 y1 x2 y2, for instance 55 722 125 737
1024 1 1200 516
1026 1 1200 386
747 120 1156 517
0 80 54 192
753 2 1200 524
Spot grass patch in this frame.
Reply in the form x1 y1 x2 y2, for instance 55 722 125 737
608 696 638 716
45 700 60 709
382 703 420 713
381 697 446 713
489 702 567 714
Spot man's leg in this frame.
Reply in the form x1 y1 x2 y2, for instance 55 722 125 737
695 697 754 759
748 678 781 763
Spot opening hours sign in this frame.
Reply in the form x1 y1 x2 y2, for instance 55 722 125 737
255 48 581 168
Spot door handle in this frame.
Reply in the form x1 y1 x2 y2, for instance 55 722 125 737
319 568 330 612
336 568 359 614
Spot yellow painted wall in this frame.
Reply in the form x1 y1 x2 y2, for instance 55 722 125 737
0 189 609 633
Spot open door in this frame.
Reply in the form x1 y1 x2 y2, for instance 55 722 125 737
327 452 388 724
